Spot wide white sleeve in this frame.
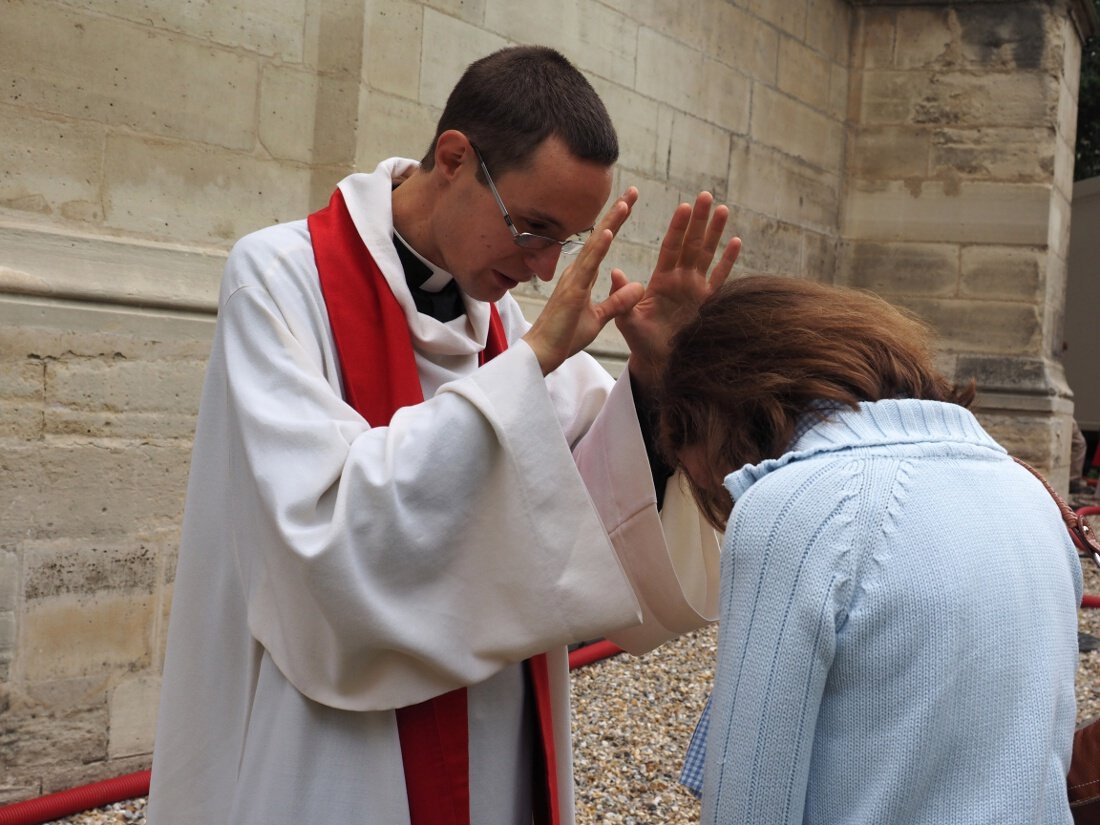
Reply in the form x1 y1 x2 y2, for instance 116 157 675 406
570 369 720 654
700 467 857 825
210 281 643 712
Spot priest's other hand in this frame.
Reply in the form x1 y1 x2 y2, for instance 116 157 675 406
521 187 645 376
617 192 741 393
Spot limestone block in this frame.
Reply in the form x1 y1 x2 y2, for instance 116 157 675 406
0 550 17 613
485 0 638 89
637 28 707 114
699 57 752 134
37 754 151 796
599 0 709 52
420 0 487 25
829 63 850 122
1 1 260 152
302 0 369 76
843 180 1051 246
0 299 216 364
81 0 309 61
706 2 780 84
0 360 44 439
778 36 832 111
108 675 159 759
860 69 1057 128
805 0 852 65
273 72 356 171
587 77 663 178
419 11 507 110
728 138 841 232
854 6 898 70
802 231 839 281
22 593 154 682
930 127 1054 183
45 356 203 414
613 175 684 248
892 7 956 70
750 85 845 173
0 611 14 660
960 246 1043 302
849 126 930 180
0 438 188 539
729 208 805 276
365 0 424 101
974 407 1071 486
668 114 730 200
23 540 158 601
745 0 807 40
0 696 108 769
0 107 105 223
840 240 959 296
356 89 437 170
952 4 1053 72
891 296 1041 354
102 134 314 246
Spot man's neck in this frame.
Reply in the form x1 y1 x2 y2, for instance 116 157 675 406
390 170 443 268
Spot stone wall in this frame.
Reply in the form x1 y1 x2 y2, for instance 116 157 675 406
841 0 1093 481
0 0 1090 800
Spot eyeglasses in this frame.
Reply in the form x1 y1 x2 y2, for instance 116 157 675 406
471 143 588 255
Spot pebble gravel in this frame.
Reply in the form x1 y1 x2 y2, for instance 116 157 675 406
37 500 1100 825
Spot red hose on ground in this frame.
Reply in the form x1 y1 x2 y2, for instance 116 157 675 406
0 770 150 825
0 641 626 824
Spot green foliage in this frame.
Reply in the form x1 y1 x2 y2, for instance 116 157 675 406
1076 0 1100 180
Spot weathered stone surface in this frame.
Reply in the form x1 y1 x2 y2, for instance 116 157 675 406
108 675 160 759
960 245 1043 301
893 296 1042 354
22 593 154 682
729 208 805 276
840 240 959 296
2 1 261 151
930 126 1055 182
844 180 1051 245
23 540 158 601
669 114 731 200
418 10 507 109
751 84 845 172
102 133 314 246
729 139 842 232
707 2 781 82
778 35 833 110
849 125 931 179
0 107 105 223
859 69 1057 128
365 0 424 102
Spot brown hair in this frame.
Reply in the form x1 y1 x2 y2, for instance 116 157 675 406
658 275 975 530
420 45 618 176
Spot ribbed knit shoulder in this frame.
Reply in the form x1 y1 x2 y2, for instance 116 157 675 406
724 399 1005 502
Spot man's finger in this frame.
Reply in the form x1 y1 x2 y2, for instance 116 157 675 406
677 192 714 268
654 202 692 274
707 237 742 291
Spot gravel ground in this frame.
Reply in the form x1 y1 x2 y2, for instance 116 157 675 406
38 500 1100 825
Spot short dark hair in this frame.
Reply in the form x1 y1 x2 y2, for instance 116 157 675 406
420 45 618 176
658 276 975 530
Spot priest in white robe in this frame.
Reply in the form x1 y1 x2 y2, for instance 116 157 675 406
148 45 739 825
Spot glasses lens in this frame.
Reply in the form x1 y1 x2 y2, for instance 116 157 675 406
514 233 556 250
561 237 587 255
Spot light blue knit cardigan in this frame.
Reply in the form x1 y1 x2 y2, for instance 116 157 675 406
692 399 1081 825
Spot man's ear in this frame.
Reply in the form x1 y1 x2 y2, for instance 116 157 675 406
432 130 471 182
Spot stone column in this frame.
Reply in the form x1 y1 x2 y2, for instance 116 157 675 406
841 0 1096 488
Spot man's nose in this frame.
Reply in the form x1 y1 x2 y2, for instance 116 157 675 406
523 245 563 282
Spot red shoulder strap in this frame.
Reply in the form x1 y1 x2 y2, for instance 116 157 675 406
308 187 557 825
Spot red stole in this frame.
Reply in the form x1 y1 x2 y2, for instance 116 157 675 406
308 188 560 825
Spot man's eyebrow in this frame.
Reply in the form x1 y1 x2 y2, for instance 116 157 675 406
524 208 594 235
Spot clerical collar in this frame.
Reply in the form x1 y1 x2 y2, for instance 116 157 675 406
392 229 466 322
